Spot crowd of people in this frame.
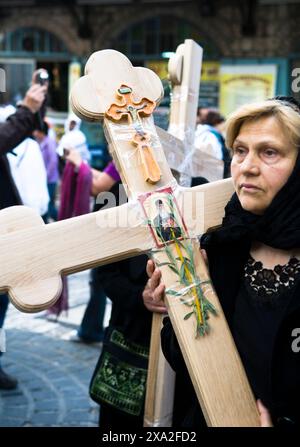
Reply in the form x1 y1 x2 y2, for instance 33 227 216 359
1 69 300 428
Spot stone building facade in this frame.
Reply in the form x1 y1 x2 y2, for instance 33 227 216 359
0 0 299 133
0 1 298 59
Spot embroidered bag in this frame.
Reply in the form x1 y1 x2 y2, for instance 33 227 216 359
89 327 149 417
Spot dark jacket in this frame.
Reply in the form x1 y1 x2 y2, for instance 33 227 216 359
97 255 152 346
0 106 40 209
161 238 300 426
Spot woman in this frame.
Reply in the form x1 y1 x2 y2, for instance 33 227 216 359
143 97 300 427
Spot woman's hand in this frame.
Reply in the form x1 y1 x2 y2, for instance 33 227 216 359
64 147 82 168
257 399 273 427
142 260 167 314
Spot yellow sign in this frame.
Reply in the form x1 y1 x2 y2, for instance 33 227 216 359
146 60 169 81
201 61 220 82
68 61 82 112
219 65 277 117
146 60 220 85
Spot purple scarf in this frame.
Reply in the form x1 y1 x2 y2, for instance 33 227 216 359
48 161 92 317
58 161 92 219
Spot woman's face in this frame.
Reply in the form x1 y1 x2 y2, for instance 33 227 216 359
231 116 298 215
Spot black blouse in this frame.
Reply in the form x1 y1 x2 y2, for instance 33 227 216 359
233 255 300 421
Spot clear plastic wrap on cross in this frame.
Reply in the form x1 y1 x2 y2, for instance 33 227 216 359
0 45 259 426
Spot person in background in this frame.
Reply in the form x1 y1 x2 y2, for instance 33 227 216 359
0 80 47 390
1 105 49 219
34 121 59 222
194 107 231 178
202 109 232 178
56 113 90 163
6 135 49 219
196 106 209 125
44 116 57 142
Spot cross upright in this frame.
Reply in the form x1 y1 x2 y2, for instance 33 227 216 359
0 48 260 426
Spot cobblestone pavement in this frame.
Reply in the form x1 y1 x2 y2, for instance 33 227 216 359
0 270 111 427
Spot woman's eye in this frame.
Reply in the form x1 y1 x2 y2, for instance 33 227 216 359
263 149 278 158
233 147 246 156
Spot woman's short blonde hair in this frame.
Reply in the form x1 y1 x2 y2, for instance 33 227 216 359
225 100 300 150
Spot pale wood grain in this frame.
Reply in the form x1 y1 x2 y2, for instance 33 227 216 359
0 204 152 312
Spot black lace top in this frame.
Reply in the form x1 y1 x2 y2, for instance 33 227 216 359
244 255 300 307
233 255 300 420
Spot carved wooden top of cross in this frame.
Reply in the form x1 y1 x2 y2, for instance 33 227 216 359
70 49 170 197
0 49 259 426
105 84 161 184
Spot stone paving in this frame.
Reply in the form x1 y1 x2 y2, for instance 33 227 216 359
0 270 111 427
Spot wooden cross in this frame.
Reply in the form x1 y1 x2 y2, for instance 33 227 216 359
145 39 224 427
144 39 203 427
0 49 260 426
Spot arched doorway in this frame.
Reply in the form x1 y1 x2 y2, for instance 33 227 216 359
113 16 220 126
113 16 219 62
0 27 72 111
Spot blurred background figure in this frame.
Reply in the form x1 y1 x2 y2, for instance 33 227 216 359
33 121 59 222
56 114 90 163
194 106 223 160
194 107 231 179
44 116 57 144
0 105 49 220
7 137 49 219
196 106 209 125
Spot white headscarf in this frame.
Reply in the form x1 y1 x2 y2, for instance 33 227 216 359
64 113 82 133
57 113 91 162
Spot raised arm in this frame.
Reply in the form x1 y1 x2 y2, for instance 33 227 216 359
0 84 47 154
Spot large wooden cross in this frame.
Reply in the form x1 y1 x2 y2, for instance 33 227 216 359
145 39 225 427
144 39 203 427
0 49 260 426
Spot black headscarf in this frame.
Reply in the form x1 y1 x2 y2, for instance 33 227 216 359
203 150 300 250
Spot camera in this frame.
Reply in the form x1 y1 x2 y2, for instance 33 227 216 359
34 69 49 86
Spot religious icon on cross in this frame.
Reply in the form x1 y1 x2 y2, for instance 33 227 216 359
139 188 185 246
